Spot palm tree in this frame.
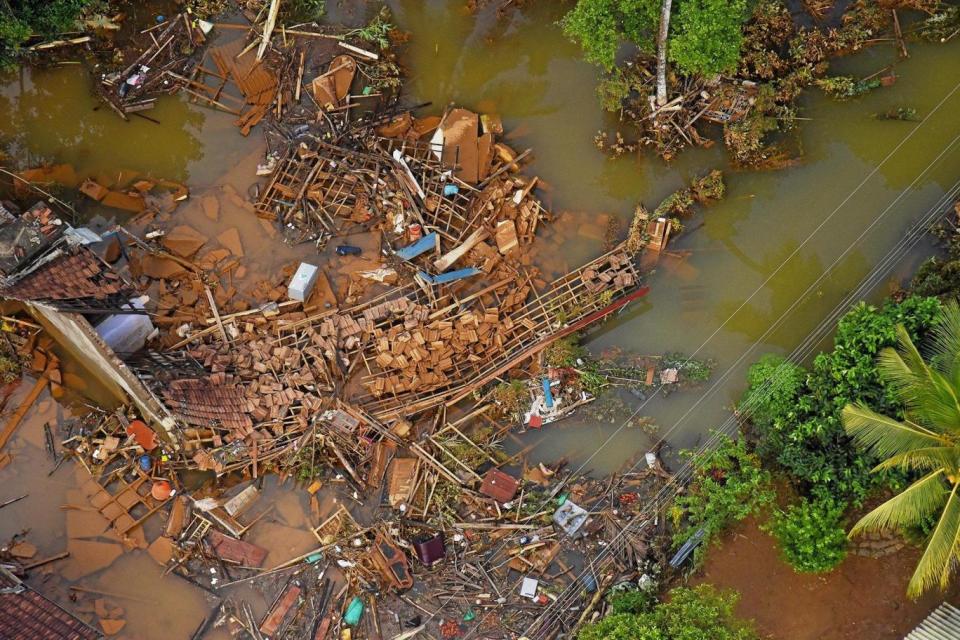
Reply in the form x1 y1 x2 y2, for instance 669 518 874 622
842 301 960 598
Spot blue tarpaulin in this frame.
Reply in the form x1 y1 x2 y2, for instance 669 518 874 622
417 268 482 285
395 233 438 261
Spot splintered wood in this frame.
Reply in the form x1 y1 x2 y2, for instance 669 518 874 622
207 37 280 135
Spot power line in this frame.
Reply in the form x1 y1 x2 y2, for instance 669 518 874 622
539 75 960 504
523 165 960 637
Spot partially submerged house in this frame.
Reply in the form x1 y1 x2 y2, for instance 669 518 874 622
0 202 171 429
0 566 102 640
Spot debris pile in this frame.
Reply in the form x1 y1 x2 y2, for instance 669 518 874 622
99 13 211 118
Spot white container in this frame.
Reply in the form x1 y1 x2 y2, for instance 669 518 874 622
288 263 319 302
520 577 539 599
95 296 154 353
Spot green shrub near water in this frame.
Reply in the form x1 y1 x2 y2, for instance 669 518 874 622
671 435 775 563
740 295 940 574
578 585 759 640
669 0 748 76
742 295 941 503
0 0 92 66
766 488 848 573
561 0 748 77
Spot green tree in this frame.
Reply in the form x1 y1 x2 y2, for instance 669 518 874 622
562 0 747 76
672 436 775 561
742 296 941 503
669 0 748 75
842 301 960 597
578 585 758 640
0 0 92 65
560 0 661 70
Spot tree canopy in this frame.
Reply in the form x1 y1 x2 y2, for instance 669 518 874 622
561 0 748 76
843 301 960 597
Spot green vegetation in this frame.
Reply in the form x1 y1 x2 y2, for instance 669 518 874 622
766 488 848 573
561 0 748 76
669 0 748 76
911 225 960 298
0 0 93 65
544 335 588 368
814 75 881 101
841 301 960 597
0 353 20 383
742 296 941 504
578 585 759 640
559 0 660 71
491 379 529 418
345 6 394 49
671 436 775 563
283 0 326 23
740 295 941 575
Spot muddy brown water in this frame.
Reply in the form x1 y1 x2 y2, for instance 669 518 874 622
1 2 960 637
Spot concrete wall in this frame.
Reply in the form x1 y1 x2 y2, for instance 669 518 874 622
26 302 177 441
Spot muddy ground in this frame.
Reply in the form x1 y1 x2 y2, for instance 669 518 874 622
695 516 960 639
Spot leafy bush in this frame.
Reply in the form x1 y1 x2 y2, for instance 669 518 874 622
560 0 660 71
579 584 759 640
669 0 749 76
0 0 92 65
672 436 775 560
609 587 656 615
767 489 848 573
562 0 747 77
742 296 941 503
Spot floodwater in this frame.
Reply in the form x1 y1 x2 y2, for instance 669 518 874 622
1 1 960 637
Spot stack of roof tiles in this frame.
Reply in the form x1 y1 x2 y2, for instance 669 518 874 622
2 246 128 304
0 567 102 639
163 375 254 432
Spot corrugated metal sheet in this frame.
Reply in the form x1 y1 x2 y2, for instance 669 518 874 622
906 602 960 640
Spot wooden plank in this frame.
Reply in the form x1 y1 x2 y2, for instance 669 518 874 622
0 370 49 452
260 583 301 635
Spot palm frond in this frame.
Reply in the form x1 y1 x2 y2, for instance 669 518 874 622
850 470 949 537
908 483 960 598
878 327 960 435
877 342 928 412
873 447 960 475
842 403 947 458
914 371 960 436
930 301 960 378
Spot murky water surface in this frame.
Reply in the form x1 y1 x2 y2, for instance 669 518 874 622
1 2 960 636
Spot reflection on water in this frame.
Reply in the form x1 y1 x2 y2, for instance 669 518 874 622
0 3 958 635
0 0 958 487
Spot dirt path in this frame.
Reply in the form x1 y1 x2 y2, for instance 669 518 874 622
694 517 960 639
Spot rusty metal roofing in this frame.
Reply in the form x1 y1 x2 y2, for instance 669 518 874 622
163 377 254 431
0 567 103 639
480 468 519 504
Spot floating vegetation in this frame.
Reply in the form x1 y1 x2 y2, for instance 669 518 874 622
814 75 881 100
491 379 529 418
691 170 726 203
876 106 919 121
916 4 960 42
